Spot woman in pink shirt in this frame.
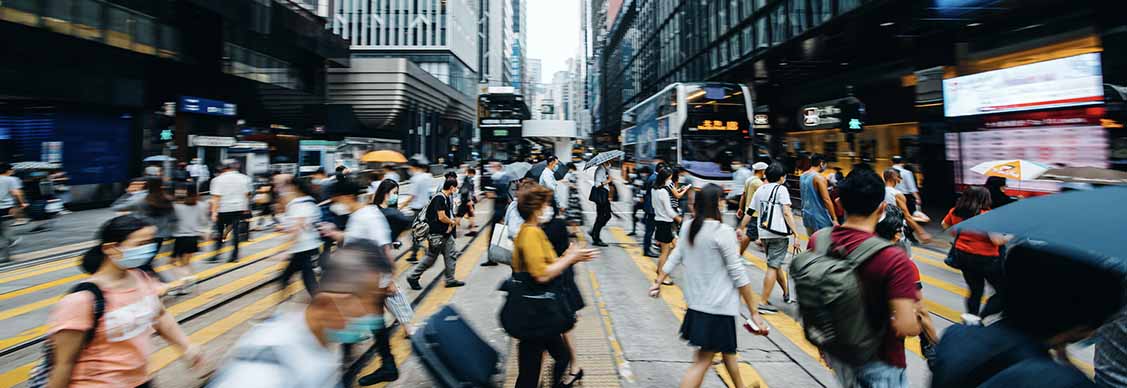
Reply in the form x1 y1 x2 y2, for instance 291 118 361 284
47 215 202 388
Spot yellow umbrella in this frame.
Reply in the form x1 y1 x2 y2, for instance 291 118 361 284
361 150 407 164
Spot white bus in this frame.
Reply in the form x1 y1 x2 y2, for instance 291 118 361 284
621 82 754 193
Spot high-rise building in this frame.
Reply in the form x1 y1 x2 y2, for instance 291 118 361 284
526 58 543 91
511 0 529 96
327 0 479 162
479 0 514 88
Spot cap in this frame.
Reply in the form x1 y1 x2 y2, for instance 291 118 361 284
891 155 904 163
752 162 769 171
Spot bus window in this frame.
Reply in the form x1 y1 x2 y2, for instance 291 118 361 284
685 84 746 115
682 136 740 175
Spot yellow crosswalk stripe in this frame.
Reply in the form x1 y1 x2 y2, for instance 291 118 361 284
609 227 767 388
0 239 212 285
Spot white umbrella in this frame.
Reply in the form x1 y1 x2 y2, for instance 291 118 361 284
584 150 624 170
504 162 533 178
143 155 176 163
969 159 1051 181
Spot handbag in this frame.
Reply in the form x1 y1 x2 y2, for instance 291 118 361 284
499 272 576 340
944 231 962 269
488 223 514 265
759 185 793 236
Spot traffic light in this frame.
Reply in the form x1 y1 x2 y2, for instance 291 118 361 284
839 97 865 133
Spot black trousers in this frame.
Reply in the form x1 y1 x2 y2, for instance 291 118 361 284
957 249 1005 318
214 211 246 261
516 335 571 388
591 195 612 242
279 248 319 296
642 213 655 253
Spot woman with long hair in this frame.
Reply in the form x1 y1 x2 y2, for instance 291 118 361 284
170 183 209 295
651 168 681 286
45 215 202 388
983 176 1017 210
113 177 178 282
651 184 769 388
511 184 598 388
942 186 1010 323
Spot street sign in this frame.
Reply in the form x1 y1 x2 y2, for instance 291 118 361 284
178 96 237 117
159 128 174 142
188 135 237 147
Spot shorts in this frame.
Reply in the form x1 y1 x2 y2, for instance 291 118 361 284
456 201 474 218
655 221 675 244
173 236 200 256
762 238 789 269
744 215 759 241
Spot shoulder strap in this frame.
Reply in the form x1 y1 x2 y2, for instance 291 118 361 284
811 228 834 255
843 236 894 266
69 282 106 345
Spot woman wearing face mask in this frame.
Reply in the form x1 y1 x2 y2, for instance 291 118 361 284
277 177 322 297
372 179 411 242
536 194 589 386
45 215 203 388
112 177 178 283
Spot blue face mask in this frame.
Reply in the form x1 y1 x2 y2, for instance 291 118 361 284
114 243 157 269
325 314 382 343
387 194 399 207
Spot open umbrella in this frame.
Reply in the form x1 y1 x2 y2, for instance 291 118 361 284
953 186 1127 275
504 162 533 179
1039 167 1127 185
584 150 624 170
143 155 176 163
526 161 568 181
969 159 1051 181
362 150 407 164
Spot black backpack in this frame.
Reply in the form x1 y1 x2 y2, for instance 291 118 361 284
28 282 106 388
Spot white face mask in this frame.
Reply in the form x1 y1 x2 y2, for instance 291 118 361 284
537 206 554 224
330 203 352 216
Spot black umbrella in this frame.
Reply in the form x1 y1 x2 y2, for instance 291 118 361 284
525 161 567 181
954 186 1127 275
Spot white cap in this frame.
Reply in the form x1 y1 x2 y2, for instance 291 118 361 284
752 162 769 171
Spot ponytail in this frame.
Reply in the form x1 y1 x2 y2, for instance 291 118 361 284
81 215 152 274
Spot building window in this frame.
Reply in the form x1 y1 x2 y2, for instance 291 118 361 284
729 34 740 60
772 5 787 45
720 41 729 66
742 25 753 54
790 0 807 36
105 6 131 50
812 0 831 25
839 0 862 14
755 15 769 49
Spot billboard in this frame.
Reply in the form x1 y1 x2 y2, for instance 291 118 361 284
943 53 1103 117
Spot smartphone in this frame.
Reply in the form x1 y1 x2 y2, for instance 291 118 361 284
741 313 762 333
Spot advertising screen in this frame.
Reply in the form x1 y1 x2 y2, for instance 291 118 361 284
943 53 1103 117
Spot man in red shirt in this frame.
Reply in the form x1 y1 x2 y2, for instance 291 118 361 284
808 167 923 387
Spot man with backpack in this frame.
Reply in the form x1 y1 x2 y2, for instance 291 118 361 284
790 168 921 388
747 164 799 314
406 178 464 290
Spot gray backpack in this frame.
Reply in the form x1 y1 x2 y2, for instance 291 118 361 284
789 228 892 366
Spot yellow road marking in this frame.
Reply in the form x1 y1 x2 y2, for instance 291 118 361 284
577 229 634 384
0 233 281 304
359 234 489 387
0 243 290 353
609 227 766 388
0 279 305 388
0 238 215 285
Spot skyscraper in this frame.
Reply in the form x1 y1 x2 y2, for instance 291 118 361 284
511 0 529 96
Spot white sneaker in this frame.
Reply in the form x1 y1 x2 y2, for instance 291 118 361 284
961 313 983 326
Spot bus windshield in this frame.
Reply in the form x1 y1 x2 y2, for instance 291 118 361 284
681 136 740 178
684 84 746 115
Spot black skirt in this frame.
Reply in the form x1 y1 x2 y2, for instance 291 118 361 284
172 236 200 256
680 309 737 354
654 221 675 243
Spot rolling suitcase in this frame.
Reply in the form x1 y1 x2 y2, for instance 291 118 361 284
411 305 499 388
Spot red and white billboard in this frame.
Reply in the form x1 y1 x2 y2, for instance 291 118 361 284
943 53 1104 117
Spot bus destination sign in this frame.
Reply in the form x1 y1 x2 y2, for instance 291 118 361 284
693 120 740 131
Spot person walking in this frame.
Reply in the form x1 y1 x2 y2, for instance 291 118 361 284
942 186 1009 324
628 166 652 236
650 184 770 388
983 176 1017 209
890 156 922 216
728 160 753 203
276 176 321 297
800 154 837 235
736 162 769 255
112 177 178 282
588 160 613 247
46 215 203 388
651 168 681 286
748 164 800 313
458 166 479 236
208 242 392 388
482 162 512 267
804 168 922 388
510 184 598 388
641 162 667 257
0 162 28 262
406 178 464 290
539 156 562 210
402 160 434 262
170 183 209 295
209 161 252 263
883 168 933 255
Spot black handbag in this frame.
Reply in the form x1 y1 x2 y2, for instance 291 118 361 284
944 231 962 269
499 272 576 340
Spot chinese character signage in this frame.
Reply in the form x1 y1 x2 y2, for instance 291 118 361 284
694 120 740 131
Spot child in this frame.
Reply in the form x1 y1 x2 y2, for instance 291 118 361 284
172 183 210 295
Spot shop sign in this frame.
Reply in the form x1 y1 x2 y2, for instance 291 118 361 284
178 96 237 117
188 135 237 147
233 141 269 150
800 104 842 129
943 53 1103 117
753 114 770 129
981 108 1103 128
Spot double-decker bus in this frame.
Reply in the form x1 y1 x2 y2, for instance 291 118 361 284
621 82 754 193
478 87 532 164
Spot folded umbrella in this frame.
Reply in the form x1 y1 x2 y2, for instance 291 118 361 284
953 186 1127 275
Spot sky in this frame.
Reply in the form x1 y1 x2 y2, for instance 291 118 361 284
525 0 581 85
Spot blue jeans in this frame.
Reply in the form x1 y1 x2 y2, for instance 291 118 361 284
826 354 908 388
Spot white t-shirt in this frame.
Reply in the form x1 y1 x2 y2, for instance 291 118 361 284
207 312 340 388
285 196 322 253
652 186 677 222
0 175 23 209
884 186 903 208
893 165 919 195
407 173 434 210
344 205 392 246
751 182 792 239
210 172 253 213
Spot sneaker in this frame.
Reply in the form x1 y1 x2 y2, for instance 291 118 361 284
445 280 466 288
783 294 796 304
627 231 637 236
406 257 419 263
465 231 478 237
591 240 608 247
961 313 983 326
358 366 400 385
757 304 779 314
643 251 660 258
406 277 422 290
481 261 500 267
